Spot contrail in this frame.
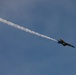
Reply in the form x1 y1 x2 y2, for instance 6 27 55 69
0 18 57 42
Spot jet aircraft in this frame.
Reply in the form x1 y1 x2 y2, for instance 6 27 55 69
58 39 75 48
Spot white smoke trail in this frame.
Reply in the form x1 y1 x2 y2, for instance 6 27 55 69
0 18 57 42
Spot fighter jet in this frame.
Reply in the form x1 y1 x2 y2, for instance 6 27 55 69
58 39 75 48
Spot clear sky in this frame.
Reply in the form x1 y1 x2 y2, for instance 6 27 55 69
0 0 76 75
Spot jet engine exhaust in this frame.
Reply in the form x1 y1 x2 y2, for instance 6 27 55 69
0 18 57 42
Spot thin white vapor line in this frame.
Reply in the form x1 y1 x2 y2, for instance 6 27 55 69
0 18 57 42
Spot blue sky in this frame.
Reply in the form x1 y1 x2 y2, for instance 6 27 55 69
0 0 76 75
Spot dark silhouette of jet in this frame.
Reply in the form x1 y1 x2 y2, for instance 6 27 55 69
58 39 75 48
